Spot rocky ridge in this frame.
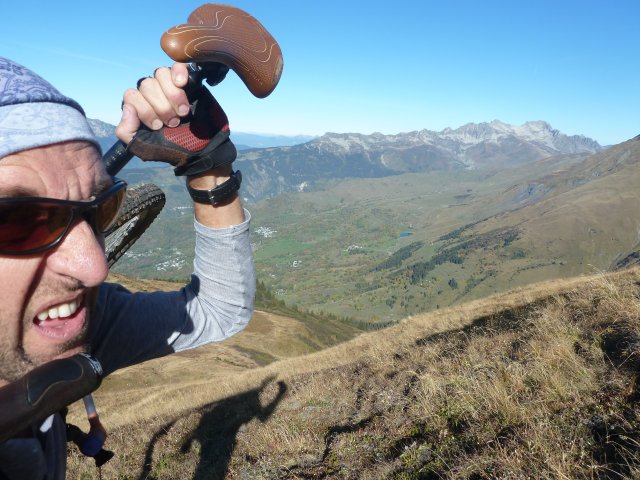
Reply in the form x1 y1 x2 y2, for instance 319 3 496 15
236 120 602 201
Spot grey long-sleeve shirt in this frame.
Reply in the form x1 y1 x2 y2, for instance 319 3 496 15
92 211 256 375
0 211 255 480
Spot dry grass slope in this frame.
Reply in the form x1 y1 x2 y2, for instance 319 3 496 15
80 274 358 429
69 268 640 479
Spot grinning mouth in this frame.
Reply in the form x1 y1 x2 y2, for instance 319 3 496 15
32 296 87 341
36 299 79 321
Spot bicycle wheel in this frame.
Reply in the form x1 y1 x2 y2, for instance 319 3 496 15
105 183 166 267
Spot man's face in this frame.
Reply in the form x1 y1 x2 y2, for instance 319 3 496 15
0 141 110 384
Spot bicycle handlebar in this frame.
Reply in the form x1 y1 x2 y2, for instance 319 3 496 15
0 354 103 444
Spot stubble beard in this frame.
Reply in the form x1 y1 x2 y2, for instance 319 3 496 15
0 328 90 383
0 345 37 383
0 285 95 383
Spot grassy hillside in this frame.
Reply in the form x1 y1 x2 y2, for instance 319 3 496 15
68 267 640 479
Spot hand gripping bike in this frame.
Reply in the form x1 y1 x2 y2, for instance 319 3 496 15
0 3 282 454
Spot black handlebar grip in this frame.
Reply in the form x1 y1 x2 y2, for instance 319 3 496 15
103 140 132 176
0 354 103 444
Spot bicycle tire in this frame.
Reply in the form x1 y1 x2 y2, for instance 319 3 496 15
105 183 166 267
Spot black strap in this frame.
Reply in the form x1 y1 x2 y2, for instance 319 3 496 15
186 170 242 205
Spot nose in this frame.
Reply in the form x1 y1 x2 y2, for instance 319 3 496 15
46 218 109 286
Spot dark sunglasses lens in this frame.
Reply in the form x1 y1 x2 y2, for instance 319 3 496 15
0 204 71 253
96 186 127 233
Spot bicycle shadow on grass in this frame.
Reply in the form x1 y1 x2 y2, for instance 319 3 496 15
138 376 287 480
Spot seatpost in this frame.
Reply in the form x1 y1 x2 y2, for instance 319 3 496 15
103 3 282 175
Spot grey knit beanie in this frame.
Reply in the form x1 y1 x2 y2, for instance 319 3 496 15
0 57 100 159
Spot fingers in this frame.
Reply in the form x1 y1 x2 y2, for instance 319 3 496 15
171 63 189 89
115 104 140 144
139 70 181 128
118 63 191 141
136 67 188 128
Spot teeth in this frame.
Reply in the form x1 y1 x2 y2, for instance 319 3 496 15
37 300 78 322
57 303 71 318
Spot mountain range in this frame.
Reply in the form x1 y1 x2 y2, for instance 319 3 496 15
235 120 602 201
89 119 603 202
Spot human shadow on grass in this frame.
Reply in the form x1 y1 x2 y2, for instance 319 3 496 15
138 376 287 480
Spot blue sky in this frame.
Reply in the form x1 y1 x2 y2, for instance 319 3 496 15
2 1 638 145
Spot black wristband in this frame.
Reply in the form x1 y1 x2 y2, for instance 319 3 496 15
187 170 242 205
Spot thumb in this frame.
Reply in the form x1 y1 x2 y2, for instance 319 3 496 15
115 104 141 144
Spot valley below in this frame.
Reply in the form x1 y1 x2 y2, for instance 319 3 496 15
111 129 640 328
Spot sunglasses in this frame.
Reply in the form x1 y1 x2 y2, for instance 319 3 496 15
0 179 127 256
